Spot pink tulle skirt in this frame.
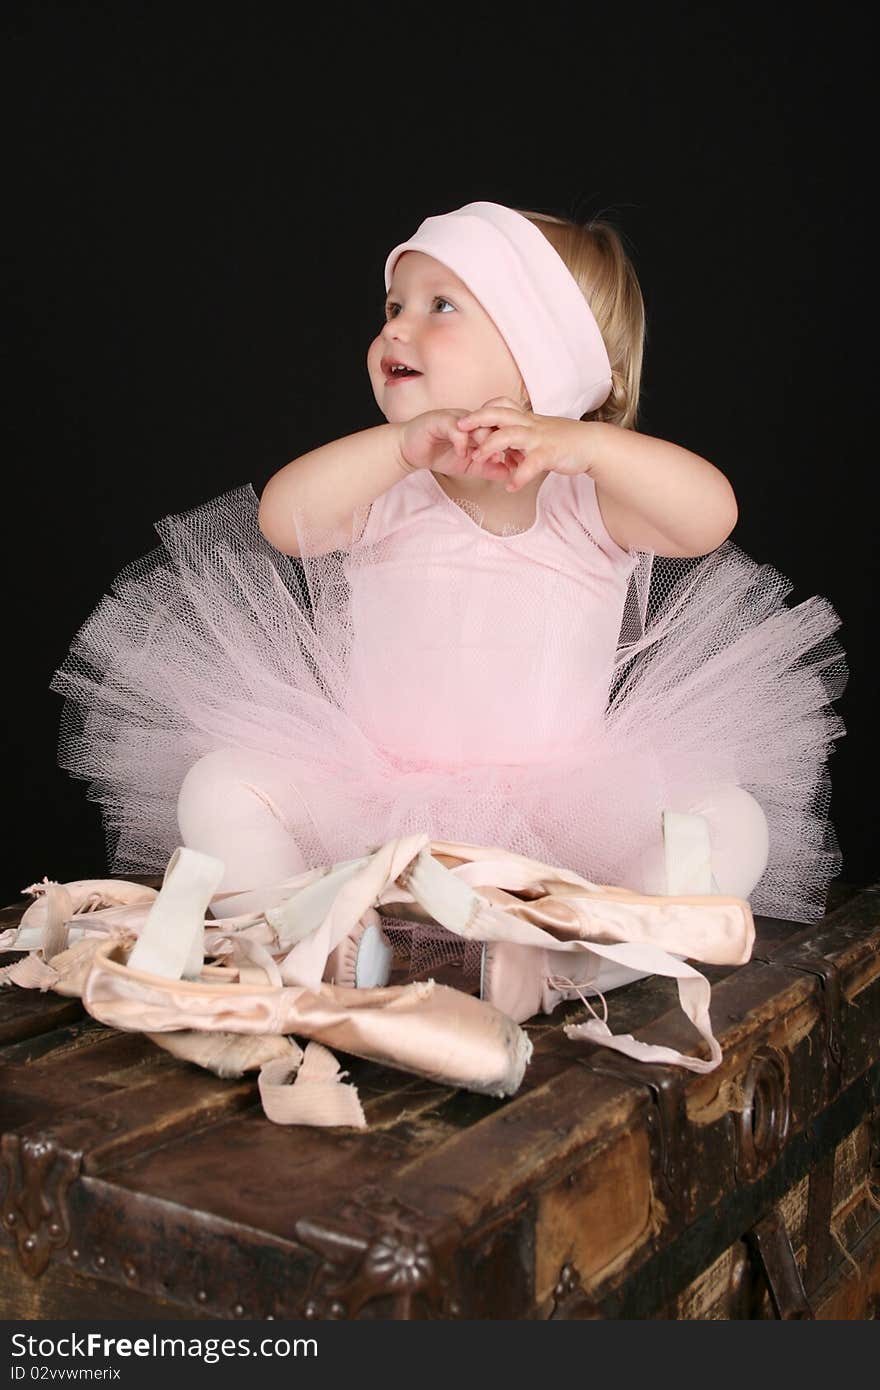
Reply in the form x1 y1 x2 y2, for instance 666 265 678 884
50 483 848 923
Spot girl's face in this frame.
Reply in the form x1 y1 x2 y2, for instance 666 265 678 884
367 251 528 422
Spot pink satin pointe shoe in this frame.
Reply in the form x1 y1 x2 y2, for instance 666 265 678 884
481 808 717 1024
480 941 549 1023
480 940 649 1024
322 912 394 989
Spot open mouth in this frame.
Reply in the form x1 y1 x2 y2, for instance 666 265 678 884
382 356 423 383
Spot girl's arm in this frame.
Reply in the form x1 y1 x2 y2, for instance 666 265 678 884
589 423 739 558
457 405 739 559
258 423 410 556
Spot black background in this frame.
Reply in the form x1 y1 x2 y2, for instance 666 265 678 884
3 4 875 905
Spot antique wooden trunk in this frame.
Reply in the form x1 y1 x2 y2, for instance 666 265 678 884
1 879 879 1320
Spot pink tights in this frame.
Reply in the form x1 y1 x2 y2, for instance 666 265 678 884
176 748 770 921
176 749 315 917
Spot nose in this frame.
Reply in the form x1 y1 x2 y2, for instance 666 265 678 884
381 299 419 341
382 316 410 347
377 323 412 370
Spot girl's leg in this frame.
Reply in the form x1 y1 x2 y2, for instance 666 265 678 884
583 782 770 993
177 747 394 985
630 782 770 898
176 746 315 918
484 784 770 1019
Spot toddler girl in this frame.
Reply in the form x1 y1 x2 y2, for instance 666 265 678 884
50 201 847 1011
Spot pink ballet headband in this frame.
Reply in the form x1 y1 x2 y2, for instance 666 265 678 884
383 201 612 420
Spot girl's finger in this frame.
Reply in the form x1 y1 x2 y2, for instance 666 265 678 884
461 425 489 452
471 428 524 464
457 407 518 429
504 463 538 492
462 402 524 420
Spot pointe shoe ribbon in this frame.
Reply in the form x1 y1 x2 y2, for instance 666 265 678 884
662 810 715 895
5 834 756 1096
204 853 389 991
128 846 225 981
385 839 753 964
73 837 531 1106
377 838 754 1072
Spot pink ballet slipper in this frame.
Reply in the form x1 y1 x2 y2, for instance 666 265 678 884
19 876 158 929
479 939 662 1025
477 808 743 1027
480 942 549 1024
322 909 394 989
7 837 754 1096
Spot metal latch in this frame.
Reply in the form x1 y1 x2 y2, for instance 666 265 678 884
754 943 843 1083
583 1054 687 1208
745 1208 814 1318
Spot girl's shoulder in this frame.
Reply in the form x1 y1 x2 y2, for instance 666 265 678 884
550 470 636 567
352 467 437 549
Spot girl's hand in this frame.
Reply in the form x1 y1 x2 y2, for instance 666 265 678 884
397 409 517 481
456 398 595 492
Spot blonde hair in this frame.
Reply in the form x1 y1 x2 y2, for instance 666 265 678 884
512 207 646 430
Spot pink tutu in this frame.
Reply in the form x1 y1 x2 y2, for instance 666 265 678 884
49 470 848 923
